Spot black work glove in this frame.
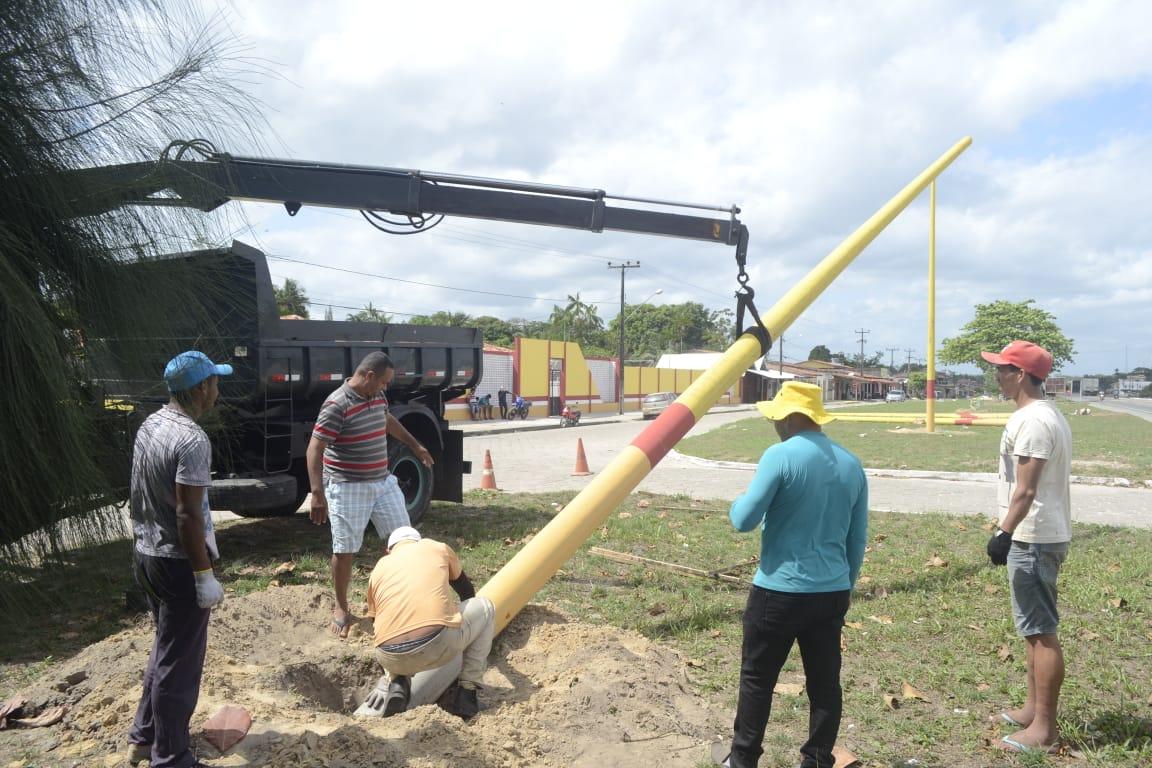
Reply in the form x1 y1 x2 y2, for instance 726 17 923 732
986 530 1012 566
450 572 476 601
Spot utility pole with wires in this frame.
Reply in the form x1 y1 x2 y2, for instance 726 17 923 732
887 346 899 373
854 328 870 372
609 260 641 415
852 328 870 400
905 348 916 372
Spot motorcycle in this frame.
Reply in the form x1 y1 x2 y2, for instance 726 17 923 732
507 396 530 420
560 405 582 427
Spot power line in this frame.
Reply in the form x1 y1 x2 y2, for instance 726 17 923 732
265 252 609 305
263 205 731 303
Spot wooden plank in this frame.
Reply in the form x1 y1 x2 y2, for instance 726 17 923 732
654 505 726 513
707 557 760 578
589 547 748 585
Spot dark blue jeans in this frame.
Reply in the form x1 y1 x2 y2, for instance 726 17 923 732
129 553 211 768
730 586 850 768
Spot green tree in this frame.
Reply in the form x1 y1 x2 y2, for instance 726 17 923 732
346 302 391 323
409 311 474 327
548 293 604 348
850 351 885 369
274 278 310 318
607 303 664 362
471 315 516 348
508 317 550 340
0 0 261 602
939 299 1075 373
605 301 730 362
808 344 832 362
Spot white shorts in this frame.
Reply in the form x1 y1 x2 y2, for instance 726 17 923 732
326 475 410 554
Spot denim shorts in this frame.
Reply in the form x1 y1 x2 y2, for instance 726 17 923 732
1008 541 1068 637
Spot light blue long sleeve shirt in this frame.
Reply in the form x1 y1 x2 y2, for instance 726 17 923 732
730 430 869 593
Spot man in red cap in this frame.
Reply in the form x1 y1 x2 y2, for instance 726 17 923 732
979 340 1071 755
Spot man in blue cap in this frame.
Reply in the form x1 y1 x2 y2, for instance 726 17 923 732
127 351 232 768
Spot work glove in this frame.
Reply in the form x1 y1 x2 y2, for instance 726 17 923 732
193 568 226 608
986 530 1012 566
450 572 477 601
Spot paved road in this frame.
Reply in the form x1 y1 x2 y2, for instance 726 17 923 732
1094 396 1152 422
459 407 1152 529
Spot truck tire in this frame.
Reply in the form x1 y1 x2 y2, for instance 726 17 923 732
209 474 304 518
389 442 433 525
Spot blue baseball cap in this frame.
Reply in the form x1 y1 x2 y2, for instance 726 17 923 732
164 351 233 393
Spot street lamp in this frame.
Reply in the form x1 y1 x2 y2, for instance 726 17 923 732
618 287 663 412
638 288 664 306
612 284 668 412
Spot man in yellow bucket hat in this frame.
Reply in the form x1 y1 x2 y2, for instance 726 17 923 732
719 382 868 768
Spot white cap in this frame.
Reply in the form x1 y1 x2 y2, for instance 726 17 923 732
387 526 422 550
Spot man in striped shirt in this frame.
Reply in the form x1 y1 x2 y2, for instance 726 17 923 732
307 351 434 637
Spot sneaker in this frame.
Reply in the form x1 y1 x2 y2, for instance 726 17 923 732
384 675 410 716
127 743 150 763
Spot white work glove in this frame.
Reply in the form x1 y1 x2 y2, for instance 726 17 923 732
193 568 225 609
362 679 391 716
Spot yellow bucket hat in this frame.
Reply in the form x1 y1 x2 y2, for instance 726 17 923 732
756 382 835 424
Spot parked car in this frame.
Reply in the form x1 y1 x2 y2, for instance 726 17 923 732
641 391 676 419
885 390 907 403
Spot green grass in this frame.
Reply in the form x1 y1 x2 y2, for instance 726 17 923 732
3 492 1151 767
679 400 1152 483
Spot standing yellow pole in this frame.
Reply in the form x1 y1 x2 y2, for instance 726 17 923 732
926 181 937 432
478 138 972 634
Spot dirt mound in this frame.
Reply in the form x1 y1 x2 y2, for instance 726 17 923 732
3 585 729 767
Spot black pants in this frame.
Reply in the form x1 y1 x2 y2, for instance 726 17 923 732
129 553 211 768
730 586 850 768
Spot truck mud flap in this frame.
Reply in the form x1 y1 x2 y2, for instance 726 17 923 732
432 429 469 503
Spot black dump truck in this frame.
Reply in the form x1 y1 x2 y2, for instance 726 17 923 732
94 242 477 524
70 139 750 524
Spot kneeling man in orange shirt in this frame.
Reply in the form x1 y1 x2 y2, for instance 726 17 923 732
363 527 495 719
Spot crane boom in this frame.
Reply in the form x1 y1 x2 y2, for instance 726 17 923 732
61 142 749 261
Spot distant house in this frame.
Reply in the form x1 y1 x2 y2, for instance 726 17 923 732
794 360 901 401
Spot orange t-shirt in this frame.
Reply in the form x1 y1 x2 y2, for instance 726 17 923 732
366 538 463 647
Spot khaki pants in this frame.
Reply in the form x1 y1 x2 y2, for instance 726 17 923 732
374 597 495 686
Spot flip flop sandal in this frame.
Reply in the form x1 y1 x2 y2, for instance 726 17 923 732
329 612 359 636
1001 735 1059 755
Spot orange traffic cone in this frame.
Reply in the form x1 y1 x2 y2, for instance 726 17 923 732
571 438 592 476
479 449 499 490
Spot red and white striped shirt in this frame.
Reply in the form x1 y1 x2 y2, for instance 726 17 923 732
312 382 391 482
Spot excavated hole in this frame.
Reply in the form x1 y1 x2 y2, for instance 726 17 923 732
280 657 380 713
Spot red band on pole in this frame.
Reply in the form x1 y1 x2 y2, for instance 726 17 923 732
630 402 697 465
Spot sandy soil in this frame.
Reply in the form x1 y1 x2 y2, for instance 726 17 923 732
1 585 729 767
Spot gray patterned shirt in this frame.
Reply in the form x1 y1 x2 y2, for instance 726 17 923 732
130 406 214 558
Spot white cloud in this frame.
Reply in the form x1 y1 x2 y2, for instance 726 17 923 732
183 0 1152 374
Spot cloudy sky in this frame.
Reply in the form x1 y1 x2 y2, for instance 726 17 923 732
193 0 1151 376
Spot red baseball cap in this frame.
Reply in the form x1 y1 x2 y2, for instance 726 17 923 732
980 340 1053 381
